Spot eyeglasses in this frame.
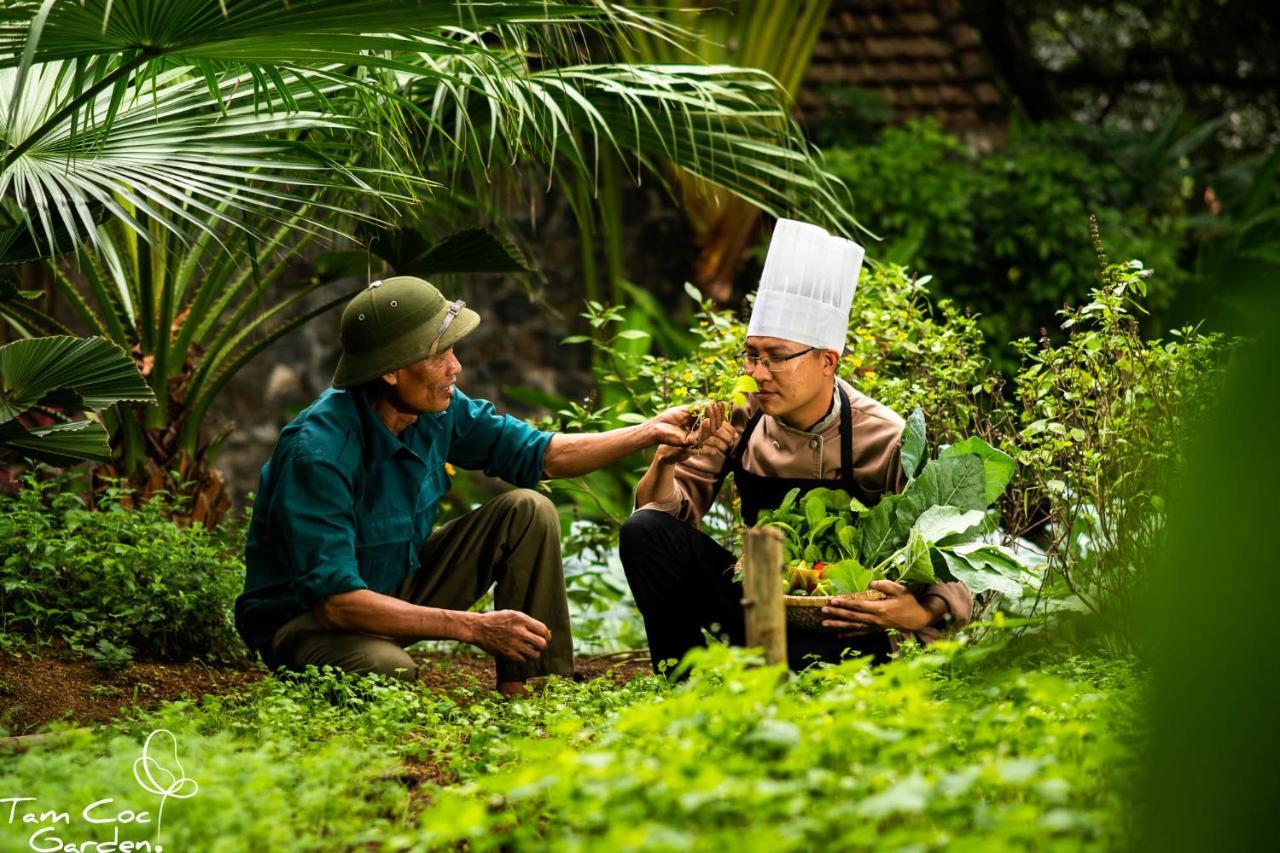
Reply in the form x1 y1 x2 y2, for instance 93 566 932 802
738 347 817 373
429 299 466 356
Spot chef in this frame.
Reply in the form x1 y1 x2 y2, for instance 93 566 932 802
620 219 973 673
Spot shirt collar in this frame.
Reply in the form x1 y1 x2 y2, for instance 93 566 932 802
805 380 841 434
354 383 420 464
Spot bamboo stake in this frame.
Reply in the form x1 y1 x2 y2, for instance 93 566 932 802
741 526 787 666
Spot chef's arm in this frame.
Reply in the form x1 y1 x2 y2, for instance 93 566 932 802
633 445 687 509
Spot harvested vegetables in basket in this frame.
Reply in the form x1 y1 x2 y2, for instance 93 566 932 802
746 408 1037 599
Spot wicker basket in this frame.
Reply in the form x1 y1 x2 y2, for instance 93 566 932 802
785 589 886 633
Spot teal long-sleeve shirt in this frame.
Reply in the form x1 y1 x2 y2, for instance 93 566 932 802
234 384 554 660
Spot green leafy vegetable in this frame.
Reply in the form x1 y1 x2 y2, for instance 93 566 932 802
754 413 1035 600
939 437 1015 505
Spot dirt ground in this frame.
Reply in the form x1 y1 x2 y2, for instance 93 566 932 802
0 645 652 735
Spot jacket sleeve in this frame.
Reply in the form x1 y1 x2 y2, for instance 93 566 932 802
273 452 368 607
448 390 554 488
913 583 974 645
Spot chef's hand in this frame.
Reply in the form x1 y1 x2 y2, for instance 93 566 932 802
820 580 942 637
652 402 733 465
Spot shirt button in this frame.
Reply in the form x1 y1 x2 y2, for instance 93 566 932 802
772 440 781 450
809 439 819 449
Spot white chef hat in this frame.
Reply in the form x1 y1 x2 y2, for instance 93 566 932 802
746 218 865 352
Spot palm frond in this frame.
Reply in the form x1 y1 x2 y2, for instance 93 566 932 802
1 60 421 256
410 58 859 238
0 334 153 422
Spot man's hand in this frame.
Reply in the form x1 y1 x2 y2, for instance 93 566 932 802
652 402 735 466
464 610 551 662
820 580 943 637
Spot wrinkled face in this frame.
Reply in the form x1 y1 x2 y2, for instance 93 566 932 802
743 336 837 420
381 346 461 414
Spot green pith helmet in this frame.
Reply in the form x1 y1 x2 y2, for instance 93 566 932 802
331 276 480 388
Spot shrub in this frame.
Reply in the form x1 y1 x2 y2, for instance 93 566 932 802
0 471 247 666
1007 228 1238 639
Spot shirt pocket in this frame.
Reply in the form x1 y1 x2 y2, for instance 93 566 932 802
355 511 413 593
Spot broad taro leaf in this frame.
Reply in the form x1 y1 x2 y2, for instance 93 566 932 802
858 492 904 565
912 506 986 545
826 558 873 595
900 406 928 481
939 437 1015 506
893 455 986 535
0 336 154 423
937 549 1023 597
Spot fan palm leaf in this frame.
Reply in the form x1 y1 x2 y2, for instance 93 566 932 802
0 334 153 464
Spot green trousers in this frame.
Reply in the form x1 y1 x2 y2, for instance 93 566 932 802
269 488 574 683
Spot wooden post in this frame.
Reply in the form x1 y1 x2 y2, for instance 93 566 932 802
741 526 787 667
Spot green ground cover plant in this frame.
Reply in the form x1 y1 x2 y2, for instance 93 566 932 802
0 637 1138 852
0 472 246 667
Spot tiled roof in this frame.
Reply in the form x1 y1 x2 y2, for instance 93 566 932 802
800 0 1006 134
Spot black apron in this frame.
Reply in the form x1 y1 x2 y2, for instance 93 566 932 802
724 384 877 526
724 384 892 661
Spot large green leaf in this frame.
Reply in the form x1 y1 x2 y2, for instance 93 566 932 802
858 492 904 566
939 437 1016 506
948 542 1034 582
912 506 986 545
937 549 1023 598
898 529 937 584
893 455 986 535
0 335 153 423
899 407 927 481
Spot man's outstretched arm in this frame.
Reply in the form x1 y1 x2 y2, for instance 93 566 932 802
541 404 722 479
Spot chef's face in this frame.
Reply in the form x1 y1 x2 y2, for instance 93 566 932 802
743 336 838 419
380 346 461 414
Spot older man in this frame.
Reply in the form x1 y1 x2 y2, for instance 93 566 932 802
621 220 972 673
235 276 701 695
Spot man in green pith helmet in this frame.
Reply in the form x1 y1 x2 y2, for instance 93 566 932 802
234 276 722 696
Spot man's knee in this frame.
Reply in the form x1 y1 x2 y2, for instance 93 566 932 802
620 509 677 562
497 488 558 527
